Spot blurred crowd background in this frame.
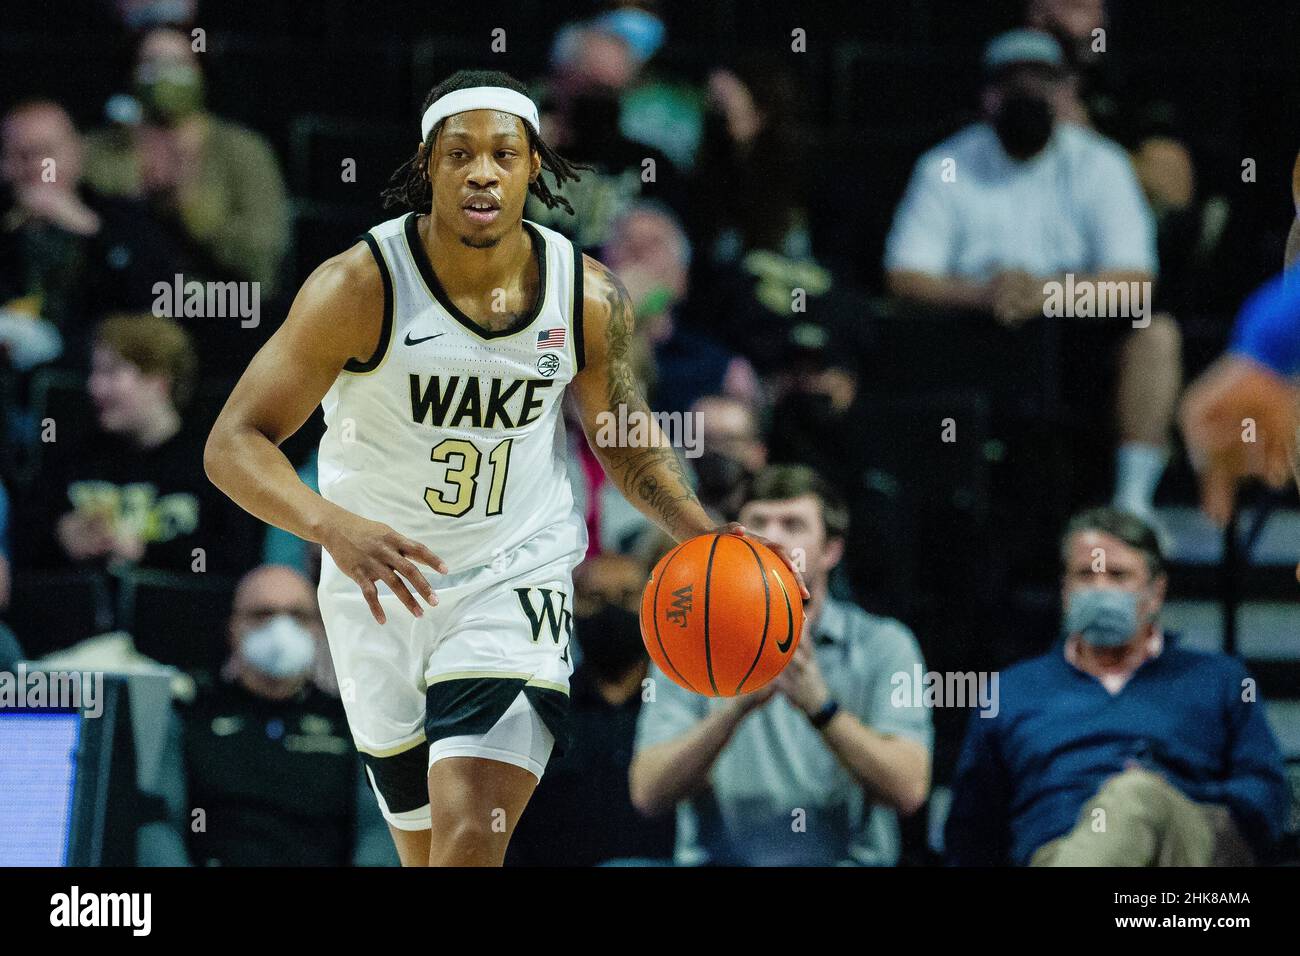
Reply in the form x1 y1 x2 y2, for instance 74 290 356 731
0 0 1297 866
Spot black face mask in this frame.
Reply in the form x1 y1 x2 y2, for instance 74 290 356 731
694 450 751 505
994 93 1054 160
575 605 645 681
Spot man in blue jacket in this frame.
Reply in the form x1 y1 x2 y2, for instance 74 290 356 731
945 506 1288 866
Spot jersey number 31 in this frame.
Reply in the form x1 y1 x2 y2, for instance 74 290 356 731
423 438 513 518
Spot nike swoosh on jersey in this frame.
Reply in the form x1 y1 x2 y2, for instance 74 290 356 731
404 331 446 346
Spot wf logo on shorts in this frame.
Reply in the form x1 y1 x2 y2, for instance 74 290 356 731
514 588 573 644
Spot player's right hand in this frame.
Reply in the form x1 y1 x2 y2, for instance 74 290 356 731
710 521 811 601
322 512 448 624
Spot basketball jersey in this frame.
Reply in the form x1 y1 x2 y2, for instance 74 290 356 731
317 212 588 574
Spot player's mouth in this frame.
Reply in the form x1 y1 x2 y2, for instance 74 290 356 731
461 194 501 225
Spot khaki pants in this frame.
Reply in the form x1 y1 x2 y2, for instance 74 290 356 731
1030 768 1254 867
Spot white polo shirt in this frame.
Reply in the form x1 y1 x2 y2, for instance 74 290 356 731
884 122 1157 281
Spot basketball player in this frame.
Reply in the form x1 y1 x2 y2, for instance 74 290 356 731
204 70 807 866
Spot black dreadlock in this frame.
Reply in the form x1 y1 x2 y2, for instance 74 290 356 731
381 69 589 216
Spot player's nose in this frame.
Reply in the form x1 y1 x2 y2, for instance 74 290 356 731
465 158 499 188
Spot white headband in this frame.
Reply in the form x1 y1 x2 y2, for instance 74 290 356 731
420 86 541 142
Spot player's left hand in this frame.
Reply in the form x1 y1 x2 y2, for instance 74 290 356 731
773 637 830 716
710 522 811 601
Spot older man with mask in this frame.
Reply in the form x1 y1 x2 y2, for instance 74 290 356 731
179 564 391 865
945 507 1289 866
885 30 1179 528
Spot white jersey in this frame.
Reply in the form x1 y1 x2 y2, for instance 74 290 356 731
317 212 588 575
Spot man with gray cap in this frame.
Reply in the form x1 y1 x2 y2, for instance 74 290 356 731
944 506 1288 866
885 30 1180 529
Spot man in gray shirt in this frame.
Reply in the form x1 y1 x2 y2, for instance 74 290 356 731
630 465 932 865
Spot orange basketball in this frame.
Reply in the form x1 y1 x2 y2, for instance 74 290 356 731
639 533 804 696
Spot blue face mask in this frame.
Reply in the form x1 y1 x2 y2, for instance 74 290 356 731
1063 587 1142 648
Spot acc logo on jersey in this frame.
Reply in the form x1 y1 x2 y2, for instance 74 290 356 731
536 352 560 377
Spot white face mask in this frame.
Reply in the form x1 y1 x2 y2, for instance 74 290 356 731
241 614 317 680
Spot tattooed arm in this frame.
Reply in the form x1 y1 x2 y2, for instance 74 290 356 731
569 254 714 541
570 254 809 598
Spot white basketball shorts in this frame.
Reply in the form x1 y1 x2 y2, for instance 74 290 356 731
318 521 583 831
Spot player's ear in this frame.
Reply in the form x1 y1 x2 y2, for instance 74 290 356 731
529 147 541 184
416 141 431 182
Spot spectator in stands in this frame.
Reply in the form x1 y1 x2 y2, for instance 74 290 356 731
17 313 257 575
179 564 392 865
84 27 290 297
690 393 767 520
687 61 810 271
0 100 196 367
946 506 1289 866
548 3 703 170
631 465 932 865
572 551 646 619
683 86 875 377
1179 253 1300 531
884 29 1180 527
1026 0 1193 211
507 553 675 866
530 22 686 250
764 320 873 514
602 201 758 416
1023 0 1234 319
1023 0 1108 127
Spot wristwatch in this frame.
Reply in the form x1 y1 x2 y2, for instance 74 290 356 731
809 698 841 730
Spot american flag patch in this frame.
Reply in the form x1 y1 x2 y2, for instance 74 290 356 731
536 328 566 350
